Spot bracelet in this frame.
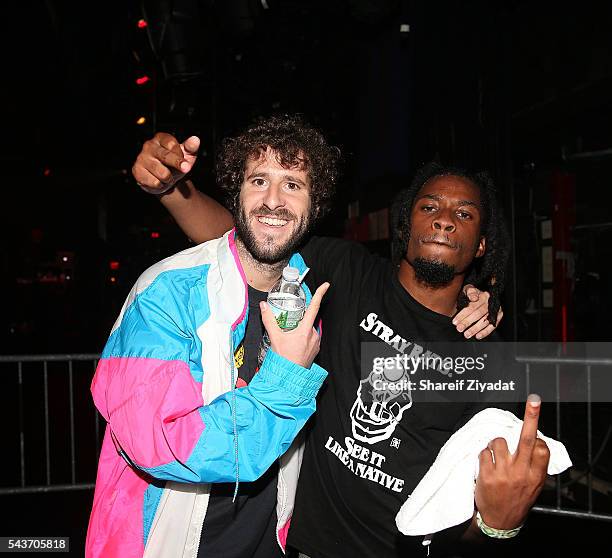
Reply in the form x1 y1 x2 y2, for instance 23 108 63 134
475 511 523 539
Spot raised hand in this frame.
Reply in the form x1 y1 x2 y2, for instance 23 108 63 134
132 133 200 194
260 282 330 369
475 394 551 529
452 285 504 340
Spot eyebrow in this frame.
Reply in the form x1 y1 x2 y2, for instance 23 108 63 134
246 171 308 187
419 193 480 209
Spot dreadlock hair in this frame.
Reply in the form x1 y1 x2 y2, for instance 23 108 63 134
390 161 510 325
216 114 340 221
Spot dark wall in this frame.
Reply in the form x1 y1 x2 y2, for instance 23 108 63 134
3 0 612 352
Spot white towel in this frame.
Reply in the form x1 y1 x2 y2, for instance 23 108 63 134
395 407 572 536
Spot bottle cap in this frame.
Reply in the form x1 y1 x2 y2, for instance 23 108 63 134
282 266 300 282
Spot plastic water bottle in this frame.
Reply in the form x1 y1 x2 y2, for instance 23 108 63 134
257 266 308 367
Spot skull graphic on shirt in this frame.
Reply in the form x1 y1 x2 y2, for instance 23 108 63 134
350 356 413 444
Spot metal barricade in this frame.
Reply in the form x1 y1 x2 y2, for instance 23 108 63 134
1 353 610 525
516 355 612 522
0 354 101 495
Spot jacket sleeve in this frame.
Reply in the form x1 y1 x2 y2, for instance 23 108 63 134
91 274 327 484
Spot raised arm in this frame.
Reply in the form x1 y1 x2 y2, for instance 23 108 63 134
461 395 550 543
132 132 234 243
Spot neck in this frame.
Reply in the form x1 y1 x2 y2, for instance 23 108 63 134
235 237 288 291
397 259 465 317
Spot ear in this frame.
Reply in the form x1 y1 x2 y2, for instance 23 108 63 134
475 236 486 258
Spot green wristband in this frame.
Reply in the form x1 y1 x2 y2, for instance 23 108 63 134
476 511 523 539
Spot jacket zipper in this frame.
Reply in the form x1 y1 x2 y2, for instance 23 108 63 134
194 327 241 557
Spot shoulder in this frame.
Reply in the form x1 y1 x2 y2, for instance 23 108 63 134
301 235 366 256
300 235 385 270
298 236 393 308
110 237 223 334
132 237 222 298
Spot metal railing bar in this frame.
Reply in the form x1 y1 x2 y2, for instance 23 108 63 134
0 483 95 496
587 364 593 513
5 353 611 365
525 362 530 399
0 354 100 363
515 356 612 366
18 362 25 488
532 506 612 522
555 362 561 509
69 360 76 484
44 361 51 486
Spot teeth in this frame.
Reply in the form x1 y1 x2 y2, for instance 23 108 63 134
258 216 288 226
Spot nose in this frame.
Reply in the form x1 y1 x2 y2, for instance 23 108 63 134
432 211 456 233
261 182 285 211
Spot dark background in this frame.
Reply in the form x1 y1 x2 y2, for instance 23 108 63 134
1 0 611 555
3 0 612 352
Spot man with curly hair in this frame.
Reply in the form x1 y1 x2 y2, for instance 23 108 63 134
86 115 333 558
126 115 549 558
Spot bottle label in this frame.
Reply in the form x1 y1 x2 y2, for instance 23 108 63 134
268 300 305 330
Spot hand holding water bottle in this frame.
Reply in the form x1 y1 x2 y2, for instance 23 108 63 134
259 281 330 369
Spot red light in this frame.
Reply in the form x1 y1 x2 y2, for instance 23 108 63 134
136 76 150 85
151 232 160 239
137 19 148 29
43 168 51 177
109 261 120 270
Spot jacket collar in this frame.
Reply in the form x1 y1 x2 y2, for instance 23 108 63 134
217 229 313 345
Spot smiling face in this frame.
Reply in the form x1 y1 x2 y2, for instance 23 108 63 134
234 146 313 264
405 175 486 278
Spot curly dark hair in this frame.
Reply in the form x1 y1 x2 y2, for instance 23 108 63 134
216 114 340 220
390 162 510 324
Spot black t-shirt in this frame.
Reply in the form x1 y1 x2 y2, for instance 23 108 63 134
288 237 490 558
198 286 282 558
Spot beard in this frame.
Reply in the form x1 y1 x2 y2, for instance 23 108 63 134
235 204 311 265
411 257 456 287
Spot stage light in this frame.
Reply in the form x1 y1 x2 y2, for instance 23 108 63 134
136 76 150 85
136 116 146 125
110 276 117 284
151 231 160 239
109 261 120 270
137 19 148 29
62 256 68 262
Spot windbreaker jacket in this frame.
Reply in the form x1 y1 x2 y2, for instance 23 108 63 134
86 229 327 558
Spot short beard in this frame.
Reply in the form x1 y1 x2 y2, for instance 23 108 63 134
235 204 311 265
411 257 456 287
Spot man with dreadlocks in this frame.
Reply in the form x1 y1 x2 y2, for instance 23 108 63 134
390 162 509 327
131 120 549 557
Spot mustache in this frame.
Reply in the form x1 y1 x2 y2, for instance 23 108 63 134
418 234 459 249
250 206 297 221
